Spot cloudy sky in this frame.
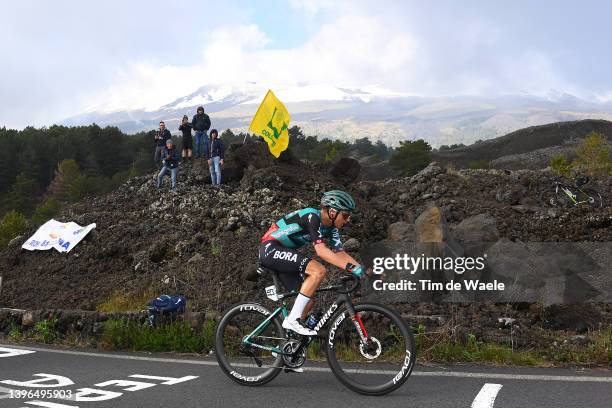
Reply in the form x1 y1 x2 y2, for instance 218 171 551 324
1 0 611 129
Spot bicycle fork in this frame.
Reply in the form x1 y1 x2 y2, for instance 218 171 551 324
344 299 371 344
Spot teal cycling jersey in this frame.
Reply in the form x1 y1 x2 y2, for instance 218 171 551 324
261 208 343 251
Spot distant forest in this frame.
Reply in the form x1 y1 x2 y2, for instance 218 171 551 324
0 125 156 217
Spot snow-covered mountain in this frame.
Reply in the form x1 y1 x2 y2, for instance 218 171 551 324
63 84 612 147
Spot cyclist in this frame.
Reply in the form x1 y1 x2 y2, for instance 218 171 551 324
259 190 364 336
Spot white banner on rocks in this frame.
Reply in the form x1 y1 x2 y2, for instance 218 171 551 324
22 219 96 253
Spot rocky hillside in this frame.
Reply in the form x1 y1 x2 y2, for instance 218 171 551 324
1 139 610 315
433 119 612 169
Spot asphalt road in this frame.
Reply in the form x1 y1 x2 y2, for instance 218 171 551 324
1 343 611 408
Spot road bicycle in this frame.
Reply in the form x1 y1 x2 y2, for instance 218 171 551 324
214 267 416 395
539 176 603 208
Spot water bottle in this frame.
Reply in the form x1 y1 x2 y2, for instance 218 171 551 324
306 313 320 329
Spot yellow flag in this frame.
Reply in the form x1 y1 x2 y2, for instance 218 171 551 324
248 89 290 158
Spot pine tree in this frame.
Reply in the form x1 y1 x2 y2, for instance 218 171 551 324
572 132 612 176
4 172 39 215
46 159 81 203
389 139 432 176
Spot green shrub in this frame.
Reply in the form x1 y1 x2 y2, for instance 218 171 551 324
34 317 59 344
31 198 61 226
0 210 27 250
550 154 572 177
8 324 22 341
572 131 612 176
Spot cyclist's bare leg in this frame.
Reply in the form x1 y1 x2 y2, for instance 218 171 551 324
300 260 326 296
286 260 325 323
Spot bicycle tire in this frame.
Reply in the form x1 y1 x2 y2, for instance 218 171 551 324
539 187 567 207
215 302 284 386
579 188 603 208
325 303 416 395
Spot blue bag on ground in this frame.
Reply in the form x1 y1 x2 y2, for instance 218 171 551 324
147 295 186 327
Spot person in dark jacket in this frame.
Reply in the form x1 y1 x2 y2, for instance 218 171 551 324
178 115 193 162
206 129 225 186
191 106 211 159
157 139 180 191
154 121 172 168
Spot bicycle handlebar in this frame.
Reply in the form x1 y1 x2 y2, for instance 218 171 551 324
334 274 361 294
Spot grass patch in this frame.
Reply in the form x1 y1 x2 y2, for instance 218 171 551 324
211 241 222 256
307 339 323 361
543 328 611 366
8 324 22 341
34 317 59 344
424 340 542 365
414 324 544 365
97 288 157 312
99 318 215 353
413 324 608 366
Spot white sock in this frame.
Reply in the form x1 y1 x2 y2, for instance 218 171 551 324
287 293 311 321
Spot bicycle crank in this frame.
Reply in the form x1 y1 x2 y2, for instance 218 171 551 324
282 340 306 368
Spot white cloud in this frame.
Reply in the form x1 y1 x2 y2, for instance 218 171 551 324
86 15 422 112
87 24 272 112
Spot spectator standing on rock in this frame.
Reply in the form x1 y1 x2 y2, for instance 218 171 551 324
206 129 225 186
191 106 211 159
157 139 180 192
179 115 193 163
154 121 172 168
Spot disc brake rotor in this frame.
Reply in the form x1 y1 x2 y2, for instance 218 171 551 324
359 337 382 360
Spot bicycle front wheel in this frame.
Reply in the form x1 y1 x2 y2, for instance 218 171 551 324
578 188 603 208
325 303 416 395
215 303 284 386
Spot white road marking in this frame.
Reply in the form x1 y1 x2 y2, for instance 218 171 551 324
94 379 156 391
2 344 612 383
0 346 36 358
471 383 503 408
0 373 73 388
129 374 199 385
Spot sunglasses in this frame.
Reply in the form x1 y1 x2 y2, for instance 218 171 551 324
339 211 351 220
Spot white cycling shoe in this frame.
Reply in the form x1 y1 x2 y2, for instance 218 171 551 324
282 318 317 336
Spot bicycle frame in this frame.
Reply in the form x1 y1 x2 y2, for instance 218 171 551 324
242 279 370 356
555 183 593 205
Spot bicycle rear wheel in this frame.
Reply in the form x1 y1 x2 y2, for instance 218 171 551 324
539 187 567 207
215 303 285 386
325 303 415 395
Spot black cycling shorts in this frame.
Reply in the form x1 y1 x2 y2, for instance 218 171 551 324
258 241 312 291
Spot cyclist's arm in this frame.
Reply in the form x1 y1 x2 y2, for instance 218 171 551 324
314 243 353 270
333 250 360 271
